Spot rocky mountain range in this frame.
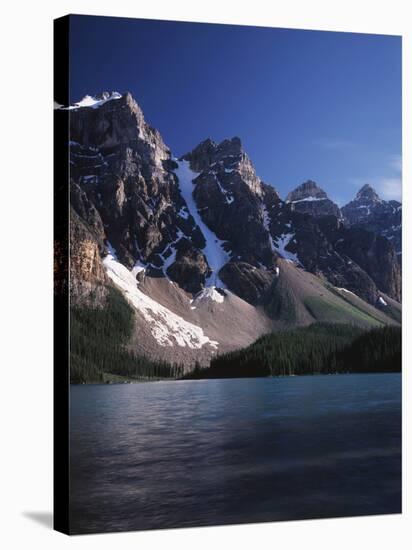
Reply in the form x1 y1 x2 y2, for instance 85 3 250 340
342 183 402 258
57 91 402 367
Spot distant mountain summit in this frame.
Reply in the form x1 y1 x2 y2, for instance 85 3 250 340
181 135 280 265
356 183 381 202
286 180 342 218
342 184 401 259
286 180 326 201
343 184 382 222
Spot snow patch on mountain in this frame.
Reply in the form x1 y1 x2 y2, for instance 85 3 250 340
261 206 300 263
175 160 230 287
191 287 225 308
213 173 235 205
288 196 328 204
273 233 300 264
160 230 184 275
262 205 277 252
131 263 145 280
57 91 122 110
103 251 219 349
106 241 118 260
177 207 190 220
336 287 357 297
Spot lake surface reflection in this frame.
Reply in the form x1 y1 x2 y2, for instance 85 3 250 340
70 374 401 534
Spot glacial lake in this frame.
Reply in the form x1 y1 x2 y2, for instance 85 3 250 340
70 374 401 534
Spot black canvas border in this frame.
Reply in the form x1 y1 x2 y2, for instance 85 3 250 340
53 14 70 535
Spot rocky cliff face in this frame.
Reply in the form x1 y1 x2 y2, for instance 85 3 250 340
286 180 342 218
62 91 401 361
331 226 401 300
342 184 402 260
315 216 401 302
69 207 108 305
68 92 214 294
182 136 280 268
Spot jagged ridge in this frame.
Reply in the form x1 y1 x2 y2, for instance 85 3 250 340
62 91 401 367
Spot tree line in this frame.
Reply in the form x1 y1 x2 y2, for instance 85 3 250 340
186 323 401 379
70 286 184 383
71 287 401 383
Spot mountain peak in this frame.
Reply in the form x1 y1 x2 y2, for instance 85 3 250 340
286 180 341 218
68 90 170 168
57 91 123 110
286 180 328 203
356 184 380 202
182 136 244 173
218 136 242 154
341 184 401 258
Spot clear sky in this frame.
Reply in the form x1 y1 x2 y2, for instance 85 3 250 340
68 15 402 205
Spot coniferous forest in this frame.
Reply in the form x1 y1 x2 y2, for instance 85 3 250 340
187 323 401 379
70 286 184 383
70 287 401 383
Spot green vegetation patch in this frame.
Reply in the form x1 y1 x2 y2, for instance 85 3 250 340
265 281 297 323
70 285 182 383
381 302 402 324
189 323 401 379
304 295 382 327
336 325 401 373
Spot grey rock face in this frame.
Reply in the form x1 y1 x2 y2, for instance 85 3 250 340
177 136 290 301
182 137 280 268
342 184 402 259
70 180 106 254
265 209 381 304
286 180 342 218
166 239 210 294
219 262 277 305
69 207 108 305
69 92 211 292
335 228 401 301
70 92 170 166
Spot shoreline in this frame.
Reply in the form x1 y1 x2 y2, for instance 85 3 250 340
70 370 401 386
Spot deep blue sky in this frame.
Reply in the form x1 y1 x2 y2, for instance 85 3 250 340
69 15 402 205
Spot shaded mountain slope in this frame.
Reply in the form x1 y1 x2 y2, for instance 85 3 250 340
265 259 396 328
342 184 402 260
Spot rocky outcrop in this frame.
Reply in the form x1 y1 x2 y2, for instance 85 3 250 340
263 209 381 304
330 226 401 302
219 262 277 305
68 92 210 292
166 239 210 293
69 207 108 305
70 92 170 163
342 184 402 259
182 137 279 267
342 184 381 224
70 180 106 254
286 180 342 218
